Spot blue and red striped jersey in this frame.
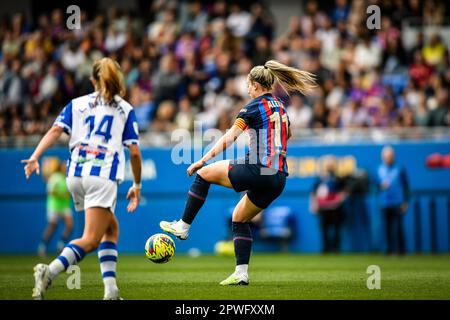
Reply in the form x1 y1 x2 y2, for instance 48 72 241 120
235 93 290 175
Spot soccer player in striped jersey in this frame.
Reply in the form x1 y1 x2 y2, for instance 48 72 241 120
22 58 142 300
160 60 316 285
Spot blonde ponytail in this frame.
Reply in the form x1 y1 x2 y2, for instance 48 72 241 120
248 60 317 95
92 57 126 103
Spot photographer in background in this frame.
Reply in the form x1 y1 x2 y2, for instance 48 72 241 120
377 146 410 255
310 156 348 254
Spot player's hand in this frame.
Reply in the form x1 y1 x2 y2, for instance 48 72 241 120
21 157 40 179
126 187 140 213
187 160 205 176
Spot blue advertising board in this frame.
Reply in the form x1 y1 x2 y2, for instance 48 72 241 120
0 140 449 254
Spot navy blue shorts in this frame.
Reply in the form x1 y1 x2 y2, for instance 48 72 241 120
228 162 287 209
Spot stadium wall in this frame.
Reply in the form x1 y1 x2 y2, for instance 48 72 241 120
0 140 449 254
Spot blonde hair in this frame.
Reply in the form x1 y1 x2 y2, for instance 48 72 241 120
92 57 126 103
248 60 317 95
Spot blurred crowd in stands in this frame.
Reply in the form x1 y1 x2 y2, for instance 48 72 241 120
0 0 449 139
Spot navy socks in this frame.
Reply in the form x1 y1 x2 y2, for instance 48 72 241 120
232 222 253 265
181 174 211 225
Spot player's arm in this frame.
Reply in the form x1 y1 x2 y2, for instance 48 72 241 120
287 114 292 140
23 102 72 179
123 109 142 213
201 124 243 163
186 122 244 176
21 126 64 179
287 127 293 140
126 144 142 213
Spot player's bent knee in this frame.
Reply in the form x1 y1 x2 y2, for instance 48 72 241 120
82 236 102 252
197 167 208 180
104 229 119 241
232 213 248 223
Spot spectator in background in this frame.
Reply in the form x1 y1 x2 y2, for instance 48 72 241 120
151 99 177 132
422 33 448 71
226 3 251 38
251 35 271 66
286 93 312 129
341 98 368 128
132 86 155 132
310 156 347 253
0 0 449 140
38 63 59 102
175 95 194 131
311 99 328 128
423 0 446 26
409 50 433 89
151 54 181 105
1 58 26 108
147 8 179 44
182 1 208 36
331 0 350 23
354 34 382 73
428 87 449 126
377 146 409 255
60 40 86 72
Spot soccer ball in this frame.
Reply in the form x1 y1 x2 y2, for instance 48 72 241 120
214 240 234 257
145 233 176 263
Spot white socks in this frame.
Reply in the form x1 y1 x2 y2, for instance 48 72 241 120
235 264 249 276
98 241 119 297
49 244 85 280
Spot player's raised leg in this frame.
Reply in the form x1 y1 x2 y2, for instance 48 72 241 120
32 207 111 300
160 160 232 240
98 214 121 300
220 194 262 286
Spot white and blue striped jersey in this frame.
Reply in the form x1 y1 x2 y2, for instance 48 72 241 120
54 92 139 183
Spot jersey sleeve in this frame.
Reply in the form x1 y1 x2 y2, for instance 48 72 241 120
53 102 73 134
122 109 139 146
234 103 256 130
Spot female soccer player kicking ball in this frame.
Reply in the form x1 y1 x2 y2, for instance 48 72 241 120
161 60 316 285
23 58 142 300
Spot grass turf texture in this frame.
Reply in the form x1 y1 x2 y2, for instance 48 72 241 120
0 254 449 300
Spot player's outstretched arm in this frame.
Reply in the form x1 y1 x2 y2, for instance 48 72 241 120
187 125 243 176
21 126 64 179
288 127 292 140
126 144 142 213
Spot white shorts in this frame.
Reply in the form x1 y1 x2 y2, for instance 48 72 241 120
67 176 118 214
47 208 72 223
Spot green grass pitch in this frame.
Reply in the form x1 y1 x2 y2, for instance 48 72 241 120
0 254 449 300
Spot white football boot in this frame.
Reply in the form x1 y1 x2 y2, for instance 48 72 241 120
219 272 249 286
103 288 123 300
159 220 189 240
32 263 51 300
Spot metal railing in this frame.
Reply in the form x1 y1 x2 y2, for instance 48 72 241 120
0 127 448 149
